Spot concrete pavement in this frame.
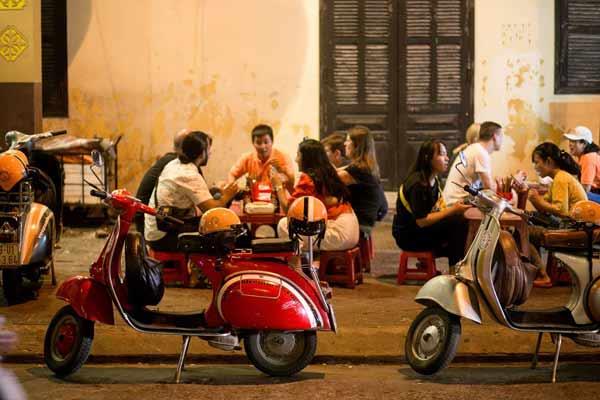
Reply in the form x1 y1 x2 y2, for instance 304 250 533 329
9 362 600 400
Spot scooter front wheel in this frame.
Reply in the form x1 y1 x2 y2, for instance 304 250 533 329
245 331 317 377
44 305 94 377
405 307 461 375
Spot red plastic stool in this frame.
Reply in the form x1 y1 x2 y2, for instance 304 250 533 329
547 252 571 286
358 233 375 273
397 250 437 284
319 246 363 289
148 249 189 287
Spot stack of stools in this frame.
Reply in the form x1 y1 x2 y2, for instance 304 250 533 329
147 249 189 287
397 250 437 284
358 232 375 273
318 246 363 289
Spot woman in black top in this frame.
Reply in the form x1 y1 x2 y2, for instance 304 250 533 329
392 139 470 265
338 125 388 234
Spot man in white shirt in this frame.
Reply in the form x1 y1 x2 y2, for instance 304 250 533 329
443 121 504 206
145 131 239 250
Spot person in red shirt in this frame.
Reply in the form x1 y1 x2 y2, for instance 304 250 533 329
272 139 359 251
228 124 295 192
564 126 600 203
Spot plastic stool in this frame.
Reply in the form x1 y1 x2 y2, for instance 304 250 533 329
358 233 375 273
397 250 437 284
148 249 189 287
319 246 363 289
547 252 571 286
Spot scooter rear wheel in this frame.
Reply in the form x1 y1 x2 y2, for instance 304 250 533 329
44 305 94 377
244 331 317 377
405 307 461 375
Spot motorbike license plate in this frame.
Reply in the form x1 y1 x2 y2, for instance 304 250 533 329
0 243 19 265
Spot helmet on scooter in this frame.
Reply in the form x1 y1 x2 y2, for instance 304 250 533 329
287 196 327 237
199 207 241 234
0 150 28 191
571 200 600 225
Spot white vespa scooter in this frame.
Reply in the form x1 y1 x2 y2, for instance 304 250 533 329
405 153 600 382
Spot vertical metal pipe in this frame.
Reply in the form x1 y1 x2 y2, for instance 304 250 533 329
551 334 562 383
531 332 543 370
174 336 191 384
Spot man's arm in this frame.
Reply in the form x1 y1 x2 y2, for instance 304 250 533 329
227 154 248 183
478 171 497 192
197 182 240 212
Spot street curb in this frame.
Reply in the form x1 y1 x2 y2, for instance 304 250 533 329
5 352 599 365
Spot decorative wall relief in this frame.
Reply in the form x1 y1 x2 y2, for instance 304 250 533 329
0 0 26 10
501 23 534 49
0 25 27 61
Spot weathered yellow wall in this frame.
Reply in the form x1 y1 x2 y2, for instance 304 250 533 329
46 1 600 189
475 0 600 179
44 0 318 191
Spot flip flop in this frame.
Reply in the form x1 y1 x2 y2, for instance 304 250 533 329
533 279 553 288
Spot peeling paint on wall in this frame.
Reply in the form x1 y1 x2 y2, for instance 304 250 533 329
505 99 562 161
40 0 318 193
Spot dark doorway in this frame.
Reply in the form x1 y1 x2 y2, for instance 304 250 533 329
320 0 474 190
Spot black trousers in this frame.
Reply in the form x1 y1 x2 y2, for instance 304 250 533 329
147 217 200 252
393 215 468 266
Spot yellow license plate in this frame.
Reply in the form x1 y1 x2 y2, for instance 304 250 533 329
0 243 19 265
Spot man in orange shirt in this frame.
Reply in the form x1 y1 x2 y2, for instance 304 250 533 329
228 124 295 191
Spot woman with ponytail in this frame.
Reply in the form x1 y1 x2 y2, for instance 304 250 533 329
522 142 586 218
515 142 587 287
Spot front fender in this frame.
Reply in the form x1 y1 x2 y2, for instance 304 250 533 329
415 275 482 324
21 203 54 265
56 276 114 325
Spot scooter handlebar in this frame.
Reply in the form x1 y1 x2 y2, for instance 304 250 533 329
90 189 108 199
463 185 479 196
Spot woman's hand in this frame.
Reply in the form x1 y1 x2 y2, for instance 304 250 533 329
512 179 529 193
528 188 541 201
449 201 471 216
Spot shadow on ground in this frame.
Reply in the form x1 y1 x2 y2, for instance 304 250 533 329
27 365 325 385
398 362 600 385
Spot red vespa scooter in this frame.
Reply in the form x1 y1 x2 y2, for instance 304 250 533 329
44 153 336 382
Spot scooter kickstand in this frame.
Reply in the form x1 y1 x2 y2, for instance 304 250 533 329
174 336 191 384
531 332 543 370
551 334 562 383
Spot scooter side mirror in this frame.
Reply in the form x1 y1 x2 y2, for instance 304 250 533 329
458 151 468 168
454 151 472 186
91 150 104 168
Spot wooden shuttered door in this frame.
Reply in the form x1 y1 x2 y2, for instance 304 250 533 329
398 0 473 181
42 0 68 117
556 0 600 94
321 0 397 189
321 0 473 189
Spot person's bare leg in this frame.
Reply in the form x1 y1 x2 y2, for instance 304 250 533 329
529 243 551 283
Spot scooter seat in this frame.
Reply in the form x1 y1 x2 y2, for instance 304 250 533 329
178 230 246 256
541 228 600 250
251 238 296 253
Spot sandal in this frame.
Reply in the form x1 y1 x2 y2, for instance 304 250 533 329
533 278 553 288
